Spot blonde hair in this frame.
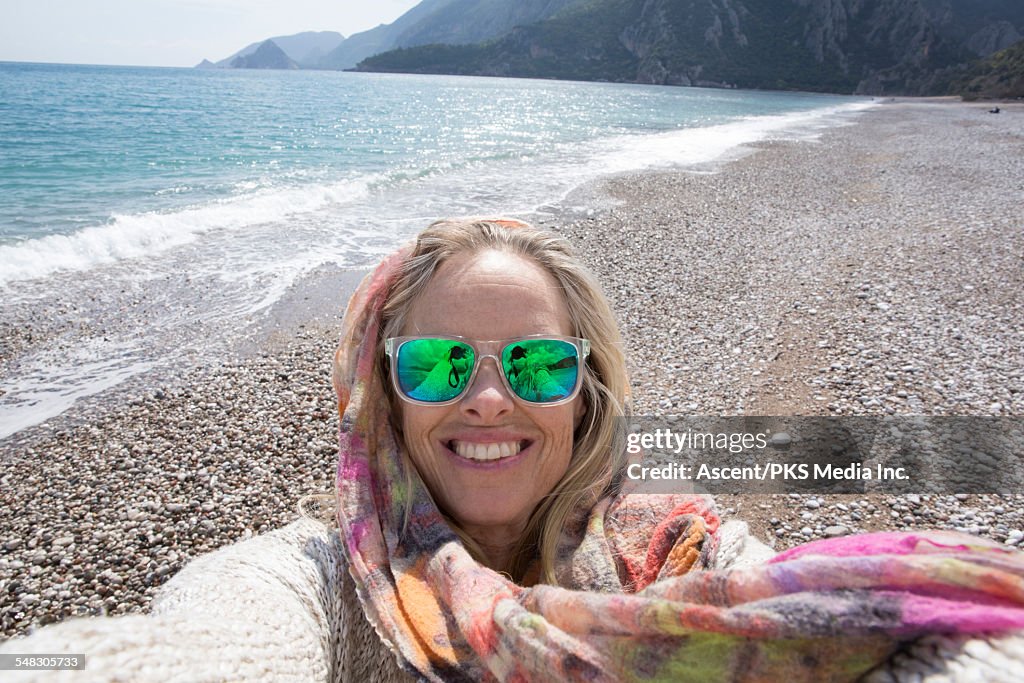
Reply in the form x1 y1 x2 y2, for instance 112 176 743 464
378 218 629 584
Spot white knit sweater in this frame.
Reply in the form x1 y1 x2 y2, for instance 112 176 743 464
2 518 1022 682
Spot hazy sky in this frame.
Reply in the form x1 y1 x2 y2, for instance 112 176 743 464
1 0 422 67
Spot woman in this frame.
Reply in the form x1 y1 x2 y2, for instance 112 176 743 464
3 217 1024 682
360 216 629 585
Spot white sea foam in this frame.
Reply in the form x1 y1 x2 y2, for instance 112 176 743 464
0 102 875 289
0 340 155 440
0 175 377 285
590 101 878 174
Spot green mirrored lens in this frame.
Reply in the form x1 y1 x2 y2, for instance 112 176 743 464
501 339 580 403
396 339 475 402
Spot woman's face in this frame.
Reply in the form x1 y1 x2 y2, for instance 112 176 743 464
398 249 584 542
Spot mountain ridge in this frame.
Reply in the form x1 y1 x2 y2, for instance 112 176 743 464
199 1 586 71
355 0 1024 95
197 31 345 69
195 0 1024 96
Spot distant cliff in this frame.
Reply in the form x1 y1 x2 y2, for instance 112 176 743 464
197 31 344 69
229 41 299 70
355 0 1024 95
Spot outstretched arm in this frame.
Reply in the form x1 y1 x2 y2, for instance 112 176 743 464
0 518 339 682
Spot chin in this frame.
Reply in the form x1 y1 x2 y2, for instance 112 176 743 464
449 500 531 529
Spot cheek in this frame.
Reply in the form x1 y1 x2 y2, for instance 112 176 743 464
549 430 575 466
398 405 452 484
573 394 587 431
401 406 434 452
540 405 581 465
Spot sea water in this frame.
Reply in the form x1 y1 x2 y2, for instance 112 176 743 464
0 62 874 439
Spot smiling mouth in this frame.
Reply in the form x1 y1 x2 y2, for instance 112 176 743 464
448 440 530 462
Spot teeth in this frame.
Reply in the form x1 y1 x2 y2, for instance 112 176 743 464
453 440 523 461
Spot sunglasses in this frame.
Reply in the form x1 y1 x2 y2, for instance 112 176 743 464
384 335 590 405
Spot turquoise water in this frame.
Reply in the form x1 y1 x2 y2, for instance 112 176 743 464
0 62 874 437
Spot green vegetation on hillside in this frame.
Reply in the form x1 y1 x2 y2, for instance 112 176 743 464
952 39 1024 99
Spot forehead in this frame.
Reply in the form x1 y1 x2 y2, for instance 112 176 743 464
401 249 574 339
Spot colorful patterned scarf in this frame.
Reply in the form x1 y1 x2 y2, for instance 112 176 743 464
333 240 1024 682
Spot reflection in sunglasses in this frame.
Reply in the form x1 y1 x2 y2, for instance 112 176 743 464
387 336 589 405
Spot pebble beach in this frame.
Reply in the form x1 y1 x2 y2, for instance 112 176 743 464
2 98 1023 640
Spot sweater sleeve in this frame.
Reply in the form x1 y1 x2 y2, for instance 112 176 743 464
0 518 340 682
714 519 776 569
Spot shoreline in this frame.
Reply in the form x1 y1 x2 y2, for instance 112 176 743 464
0 263 368 451
2 99 1023 639
0 95 871 444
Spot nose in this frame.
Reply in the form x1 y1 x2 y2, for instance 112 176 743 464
460 357 514 422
